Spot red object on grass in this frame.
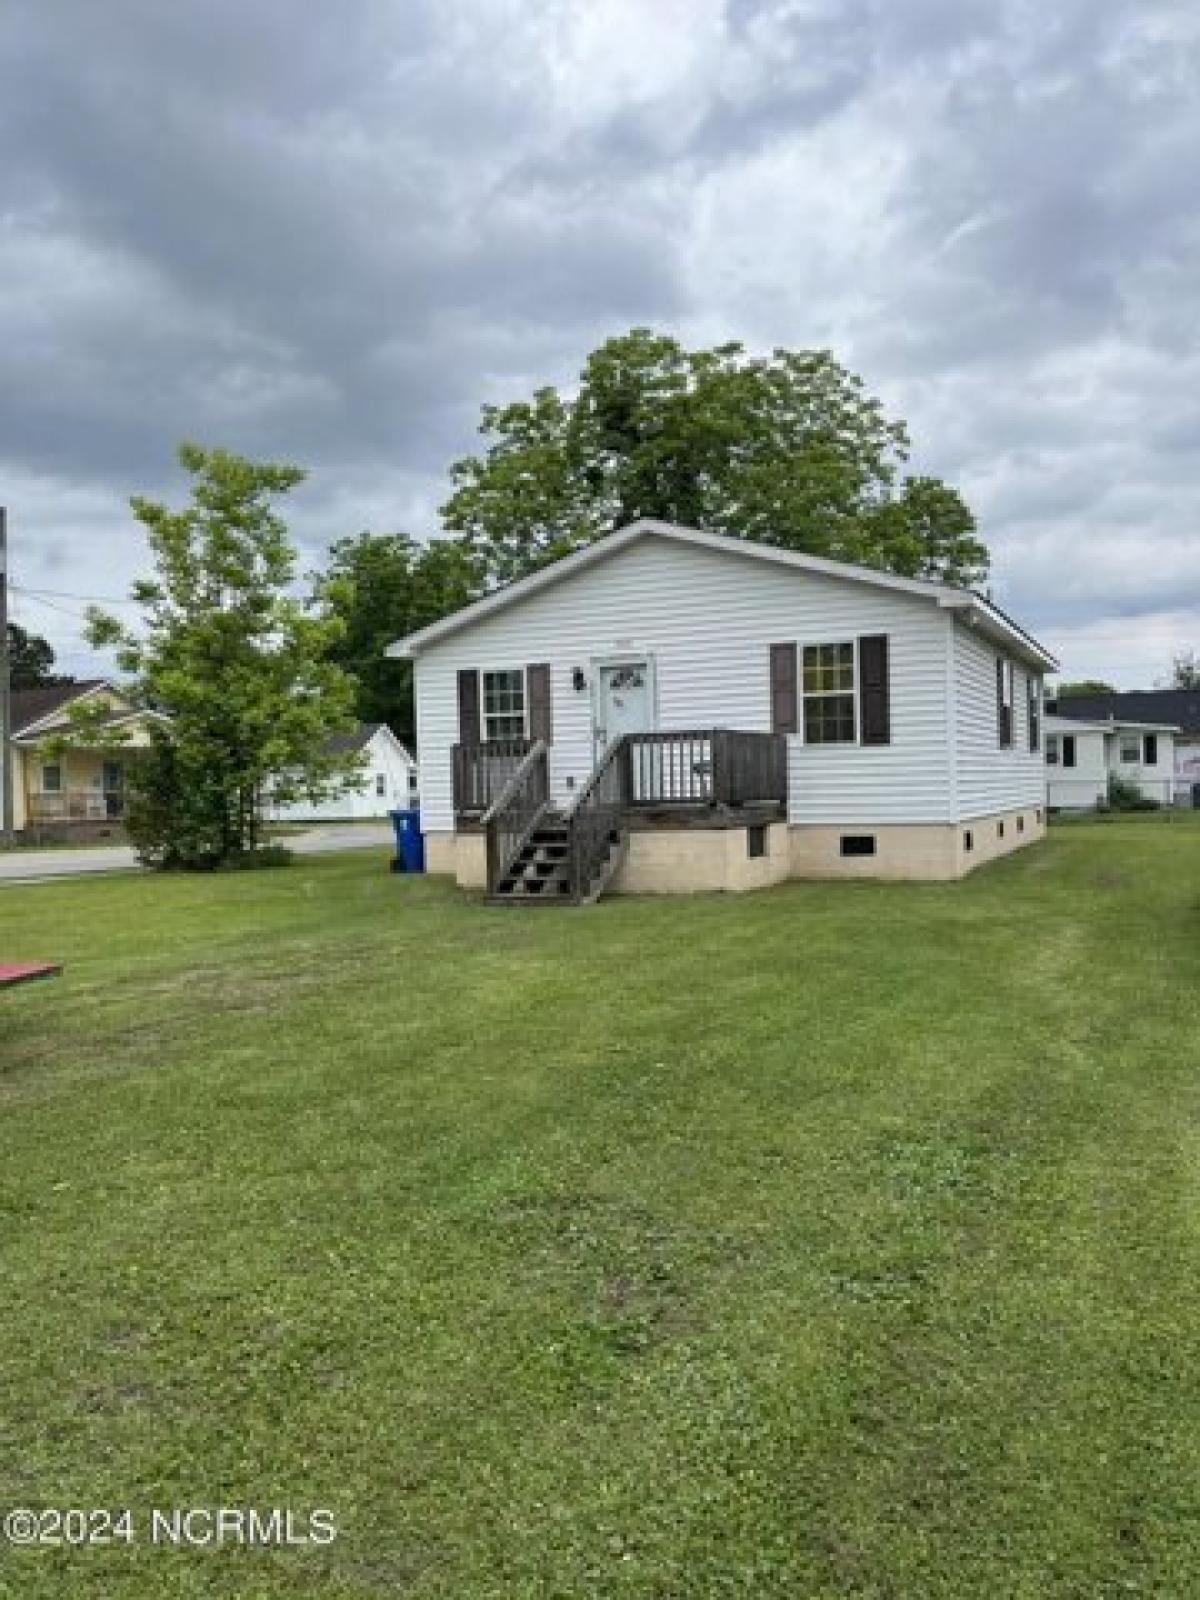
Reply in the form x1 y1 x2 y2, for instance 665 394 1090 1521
0 961 62 990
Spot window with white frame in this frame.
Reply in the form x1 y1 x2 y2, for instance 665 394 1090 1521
482 669 526 741
802 643 856 744
1120 735 1140 763
375 773 387 797
1046 735 1059 765
41 762 63 793
998 658 1014 748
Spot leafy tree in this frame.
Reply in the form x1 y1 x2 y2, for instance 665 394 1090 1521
1055 679 1117 698
442 329 989 587
314 533 480 748
84 444 361 868
1170 650 1199 690
6 622 68 689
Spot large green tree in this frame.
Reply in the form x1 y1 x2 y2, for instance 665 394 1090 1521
6 622 67 689
86 444 361 867
314 533 480 749
442 329 990 587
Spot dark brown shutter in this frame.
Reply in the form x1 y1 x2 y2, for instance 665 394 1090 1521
527 663 552 744
1028 677 1040 752
457 668 480 746
1144 733 1157 766
1062 735 1076 769
858 634 890 745
770 643 797 735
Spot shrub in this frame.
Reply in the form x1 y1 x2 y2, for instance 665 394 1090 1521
1106 773 1159 812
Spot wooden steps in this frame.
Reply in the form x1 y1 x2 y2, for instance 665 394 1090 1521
487 811 625 905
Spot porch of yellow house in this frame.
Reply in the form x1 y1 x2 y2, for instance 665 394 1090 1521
19 746 129 840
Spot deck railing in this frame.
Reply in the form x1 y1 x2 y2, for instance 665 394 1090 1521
624 729 787 808
27 790 125 823
568 735 632 902
453 737 534 819
482 741 549 893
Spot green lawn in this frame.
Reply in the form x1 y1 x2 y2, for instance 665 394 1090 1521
2 820 1199 1597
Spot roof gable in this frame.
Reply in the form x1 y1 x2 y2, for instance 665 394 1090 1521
387 520 1056 670
321 722 414 764
8 679 114 736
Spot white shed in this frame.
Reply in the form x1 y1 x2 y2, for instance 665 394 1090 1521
265 723 418 822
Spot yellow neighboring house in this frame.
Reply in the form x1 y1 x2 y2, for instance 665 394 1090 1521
9 679 167 837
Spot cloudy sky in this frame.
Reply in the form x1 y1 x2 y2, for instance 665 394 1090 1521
2 0 1197 684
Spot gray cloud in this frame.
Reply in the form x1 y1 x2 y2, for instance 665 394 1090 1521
1 0 1197 687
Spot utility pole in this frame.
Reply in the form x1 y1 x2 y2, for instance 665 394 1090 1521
0 507 12 844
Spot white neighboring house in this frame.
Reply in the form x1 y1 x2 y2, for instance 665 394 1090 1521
1046 689 1200 805
264 723 418 823
1044 713 1178 810
387 519 1057 901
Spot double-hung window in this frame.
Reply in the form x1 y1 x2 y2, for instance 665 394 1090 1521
1120 736 1140 764
802 643 856 744
997 658 1014 748
41 763 63 794
482 669 526 741
1046 735 1059 766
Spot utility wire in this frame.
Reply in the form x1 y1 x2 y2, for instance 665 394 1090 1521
8 590 93 622
11 583 139 605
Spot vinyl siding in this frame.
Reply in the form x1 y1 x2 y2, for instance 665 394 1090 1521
951 621 1048 819
415 533 956 830
1106 726 1176 805
1045 721 1107 809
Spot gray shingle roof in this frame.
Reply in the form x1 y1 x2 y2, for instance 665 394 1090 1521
1050 689 1200 735
322 723 385 756
9 679 109 735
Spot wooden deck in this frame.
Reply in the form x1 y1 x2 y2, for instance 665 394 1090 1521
463 728 788 904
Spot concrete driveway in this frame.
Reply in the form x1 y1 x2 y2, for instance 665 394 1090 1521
0 822 395 883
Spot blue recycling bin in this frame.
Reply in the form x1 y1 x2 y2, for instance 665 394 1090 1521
390 807 425 874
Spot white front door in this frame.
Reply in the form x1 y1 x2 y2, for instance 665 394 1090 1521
594 659 653 753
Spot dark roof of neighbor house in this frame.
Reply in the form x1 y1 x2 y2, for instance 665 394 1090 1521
322 722 391 756
9 679 109 736
322 723 414 763
1049 689 1200 735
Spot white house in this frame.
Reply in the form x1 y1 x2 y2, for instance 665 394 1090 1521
1044 713 1178 810
387 521 1056 901
1047 689 1200 806
264 722 418 822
